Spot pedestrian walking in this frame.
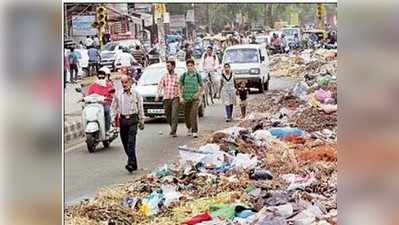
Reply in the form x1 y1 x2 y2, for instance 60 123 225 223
111 75 145 173
202 46 220 99
68 48 79 83
180 59 204 138
219 63 236 122
236 80 249 119
85 36 94 48
87 45 101 76
156 60 180 137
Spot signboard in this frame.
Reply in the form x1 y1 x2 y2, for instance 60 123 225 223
71 15 97 36
141 13 153 26
134 3 152 13
111 32 134 41
169 15 185 28
107 3 128 20
186 9 195 23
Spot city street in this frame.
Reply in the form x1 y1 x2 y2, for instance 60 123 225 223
65 76 295 204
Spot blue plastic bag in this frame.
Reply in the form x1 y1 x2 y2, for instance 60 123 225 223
268 127 304 138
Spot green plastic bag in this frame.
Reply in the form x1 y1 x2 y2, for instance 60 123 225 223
209 203 235 220
318 75 332 86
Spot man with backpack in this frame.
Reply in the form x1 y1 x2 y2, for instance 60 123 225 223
180 59 204 138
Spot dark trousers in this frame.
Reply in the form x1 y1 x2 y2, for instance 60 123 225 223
119 115 138 166
225 104 234 120
164 97 179 135
69 64 78 81
89 61 99 76
184 99 199 133
104 105 111 132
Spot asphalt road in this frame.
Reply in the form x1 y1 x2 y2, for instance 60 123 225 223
65 76 295 204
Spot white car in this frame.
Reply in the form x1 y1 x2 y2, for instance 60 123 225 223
222 44 270 93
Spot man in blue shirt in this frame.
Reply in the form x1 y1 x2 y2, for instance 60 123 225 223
87 46 101 76
68 48 80 83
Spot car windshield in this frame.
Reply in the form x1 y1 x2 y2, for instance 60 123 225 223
224 49 259 64
102 42 117 51
139 67 186 85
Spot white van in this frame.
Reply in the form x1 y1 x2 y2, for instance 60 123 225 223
222 44 270 92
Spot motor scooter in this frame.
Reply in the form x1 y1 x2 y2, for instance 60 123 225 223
75 87 118 153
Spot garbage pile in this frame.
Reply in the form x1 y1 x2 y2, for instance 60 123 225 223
66 99 337 225
270 49 337 78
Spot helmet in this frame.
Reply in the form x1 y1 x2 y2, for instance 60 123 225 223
98 66 111 75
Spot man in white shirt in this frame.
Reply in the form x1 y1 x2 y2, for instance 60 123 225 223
115 48 136 69
93 36 100 48
85 36 94 48
202 46 220 98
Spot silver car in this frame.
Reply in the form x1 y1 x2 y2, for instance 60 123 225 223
135 62 208 118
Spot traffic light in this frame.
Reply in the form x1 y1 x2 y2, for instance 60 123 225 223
316 3 324 20
96 6 107 28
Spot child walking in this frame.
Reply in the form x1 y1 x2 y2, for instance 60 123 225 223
237 81 249 119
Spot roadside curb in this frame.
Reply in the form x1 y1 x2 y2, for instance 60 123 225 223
65 119 84 144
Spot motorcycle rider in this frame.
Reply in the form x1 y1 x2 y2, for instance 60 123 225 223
86 66 114 132
202 46 220 99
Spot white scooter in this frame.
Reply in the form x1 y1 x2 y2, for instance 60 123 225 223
76 88 118 153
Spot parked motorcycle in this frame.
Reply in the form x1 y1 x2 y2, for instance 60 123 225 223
75 88 118 153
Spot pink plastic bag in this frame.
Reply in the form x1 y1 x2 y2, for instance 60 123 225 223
314 89 332 102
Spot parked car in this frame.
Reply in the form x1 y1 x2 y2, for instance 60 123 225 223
99 39 142 71
135 62 208 118
222 44 270 93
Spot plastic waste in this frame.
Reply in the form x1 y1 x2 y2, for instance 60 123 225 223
152 164 170 178
178 145 227 168
268 127 304 138
122 196 139 209
282 173 316 191
253 130 273 142
139 191 165 216
161 185 182 207
234 205 257 219
320 104 337 113
209 204 235 220
314 89 332 102
182 212 213 225
290 205 323 225
318 75 332 86
292 82 308 101
231 153 258 170
249 169 273 180
268 203 293 217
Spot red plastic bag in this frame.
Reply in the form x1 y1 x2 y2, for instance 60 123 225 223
182 212 212 225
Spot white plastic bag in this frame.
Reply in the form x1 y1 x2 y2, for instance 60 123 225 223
232 153 258 170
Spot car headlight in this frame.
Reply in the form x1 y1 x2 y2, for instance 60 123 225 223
249 68 260 74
